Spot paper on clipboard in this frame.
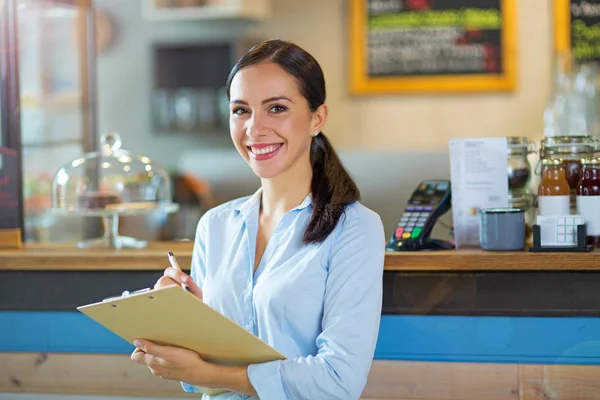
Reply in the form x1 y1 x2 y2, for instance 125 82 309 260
77 285 286 395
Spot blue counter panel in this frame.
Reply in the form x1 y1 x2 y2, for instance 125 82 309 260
2 312 600 364
376 314 600 364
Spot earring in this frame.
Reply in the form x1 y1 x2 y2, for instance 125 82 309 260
313 131 319 137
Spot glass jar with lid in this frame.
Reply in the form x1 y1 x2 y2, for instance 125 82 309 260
50 132 179 249
576 158 600 246
507 136 536 190
539 135 598 190
537 158 570 216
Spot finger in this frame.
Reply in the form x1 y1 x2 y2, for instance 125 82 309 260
153 275 178 290
144 352 158 367
148 367 170 379
163 267 190 286
132 348 145 355
181 276 203 300
162 268 203 300
130 348 146 364
134 339 170 359
134 339 150 353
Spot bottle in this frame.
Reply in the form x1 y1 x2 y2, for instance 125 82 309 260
576 158 600 246
538 159 570 215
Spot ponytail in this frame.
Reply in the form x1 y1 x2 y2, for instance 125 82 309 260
302 133 360 244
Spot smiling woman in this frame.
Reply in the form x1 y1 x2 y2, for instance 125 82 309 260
131 39 386 400
225 39 362 244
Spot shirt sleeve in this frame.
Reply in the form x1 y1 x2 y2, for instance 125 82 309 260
247 208 386 400
181 212 210 394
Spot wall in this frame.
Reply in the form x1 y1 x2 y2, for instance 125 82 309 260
177 148 454 239
96 0 554 164
249 0 553 150
94 0 552 236
95 0 249 169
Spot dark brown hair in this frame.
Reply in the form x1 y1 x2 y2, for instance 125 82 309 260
225 39 360 244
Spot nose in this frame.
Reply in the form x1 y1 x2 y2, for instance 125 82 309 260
245 113 268 138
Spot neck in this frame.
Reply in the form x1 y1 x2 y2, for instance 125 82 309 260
260 156 312 218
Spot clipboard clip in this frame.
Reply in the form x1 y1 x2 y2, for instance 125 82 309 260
102 287 151 302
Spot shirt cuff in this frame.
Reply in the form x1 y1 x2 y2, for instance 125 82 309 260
247 360 286 399
181 381 201 393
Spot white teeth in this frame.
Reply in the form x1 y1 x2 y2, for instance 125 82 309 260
250 144 281 155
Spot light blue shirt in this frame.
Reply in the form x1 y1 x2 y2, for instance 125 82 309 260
182 188 385 399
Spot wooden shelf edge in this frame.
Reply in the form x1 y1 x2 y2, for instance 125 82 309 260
384 249 600 271
1 243 600 271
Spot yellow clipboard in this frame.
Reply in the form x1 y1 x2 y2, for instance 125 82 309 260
77 285 286 395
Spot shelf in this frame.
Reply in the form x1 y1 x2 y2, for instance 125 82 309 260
21 138 83 149
20 92 80 110
142 0 270 22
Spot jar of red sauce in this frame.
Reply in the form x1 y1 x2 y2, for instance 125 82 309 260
539 136 597 213
576 158 600 246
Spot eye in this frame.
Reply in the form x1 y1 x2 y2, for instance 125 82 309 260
269 104 287 113
232 107 248 115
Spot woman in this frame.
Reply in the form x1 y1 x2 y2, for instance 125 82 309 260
131 39 385 400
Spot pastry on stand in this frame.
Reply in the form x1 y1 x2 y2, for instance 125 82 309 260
49 132 179 249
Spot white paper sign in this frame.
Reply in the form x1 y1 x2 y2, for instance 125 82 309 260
449 138 509 247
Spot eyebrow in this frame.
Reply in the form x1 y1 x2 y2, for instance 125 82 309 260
230 96 293 105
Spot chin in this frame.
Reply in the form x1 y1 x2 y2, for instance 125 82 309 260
251 167 280 180
248 162 284 180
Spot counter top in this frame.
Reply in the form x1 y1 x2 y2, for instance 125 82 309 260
384 248 600 271
0 242 194 271
0 242 599 271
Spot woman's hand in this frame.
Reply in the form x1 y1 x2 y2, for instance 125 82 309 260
155 266 203 300
131 339 217 387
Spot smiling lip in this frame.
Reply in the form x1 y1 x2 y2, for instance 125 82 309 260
247 143 283 161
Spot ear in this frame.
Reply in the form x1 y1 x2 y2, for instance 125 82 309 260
311 104 328 134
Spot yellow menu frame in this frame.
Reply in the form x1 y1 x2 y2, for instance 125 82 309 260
554 0 570 54
348 0 518 94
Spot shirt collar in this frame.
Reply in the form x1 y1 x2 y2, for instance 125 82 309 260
235 187 263 217
292 193 313 212
235 187 313 217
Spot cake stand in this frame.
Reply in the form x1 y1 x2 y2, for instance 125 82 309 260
48 202 180 249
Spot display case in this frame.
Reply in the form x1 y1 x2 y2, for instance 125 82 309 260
50 132 179 249
0 0 99 243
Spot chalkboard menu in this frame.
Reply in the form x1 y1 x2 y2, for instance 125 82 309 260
555 0 600 62
348 0 517 94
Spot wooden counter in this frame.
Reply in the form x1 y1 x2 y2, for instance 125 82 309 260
0 242 599 271
0 241 194 271
384 248 600 271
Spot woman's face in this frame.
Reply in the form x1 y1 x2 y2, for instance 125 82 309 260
228 62 326 180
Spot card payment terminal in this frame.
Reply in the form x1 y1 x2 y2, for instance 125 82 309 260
386 179 454 251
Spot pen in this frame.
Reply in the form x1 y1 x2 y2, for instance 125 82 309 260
167 251 190 291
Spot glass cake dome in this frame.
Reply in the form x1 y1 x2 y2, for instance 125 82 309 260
50 132 179 249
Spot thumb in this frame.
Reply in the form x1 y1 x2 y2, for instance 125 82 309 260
133 339 158 355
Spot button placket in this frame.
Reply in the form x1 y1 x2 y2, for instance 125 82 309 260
242 211 259 338
250 213 294 338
